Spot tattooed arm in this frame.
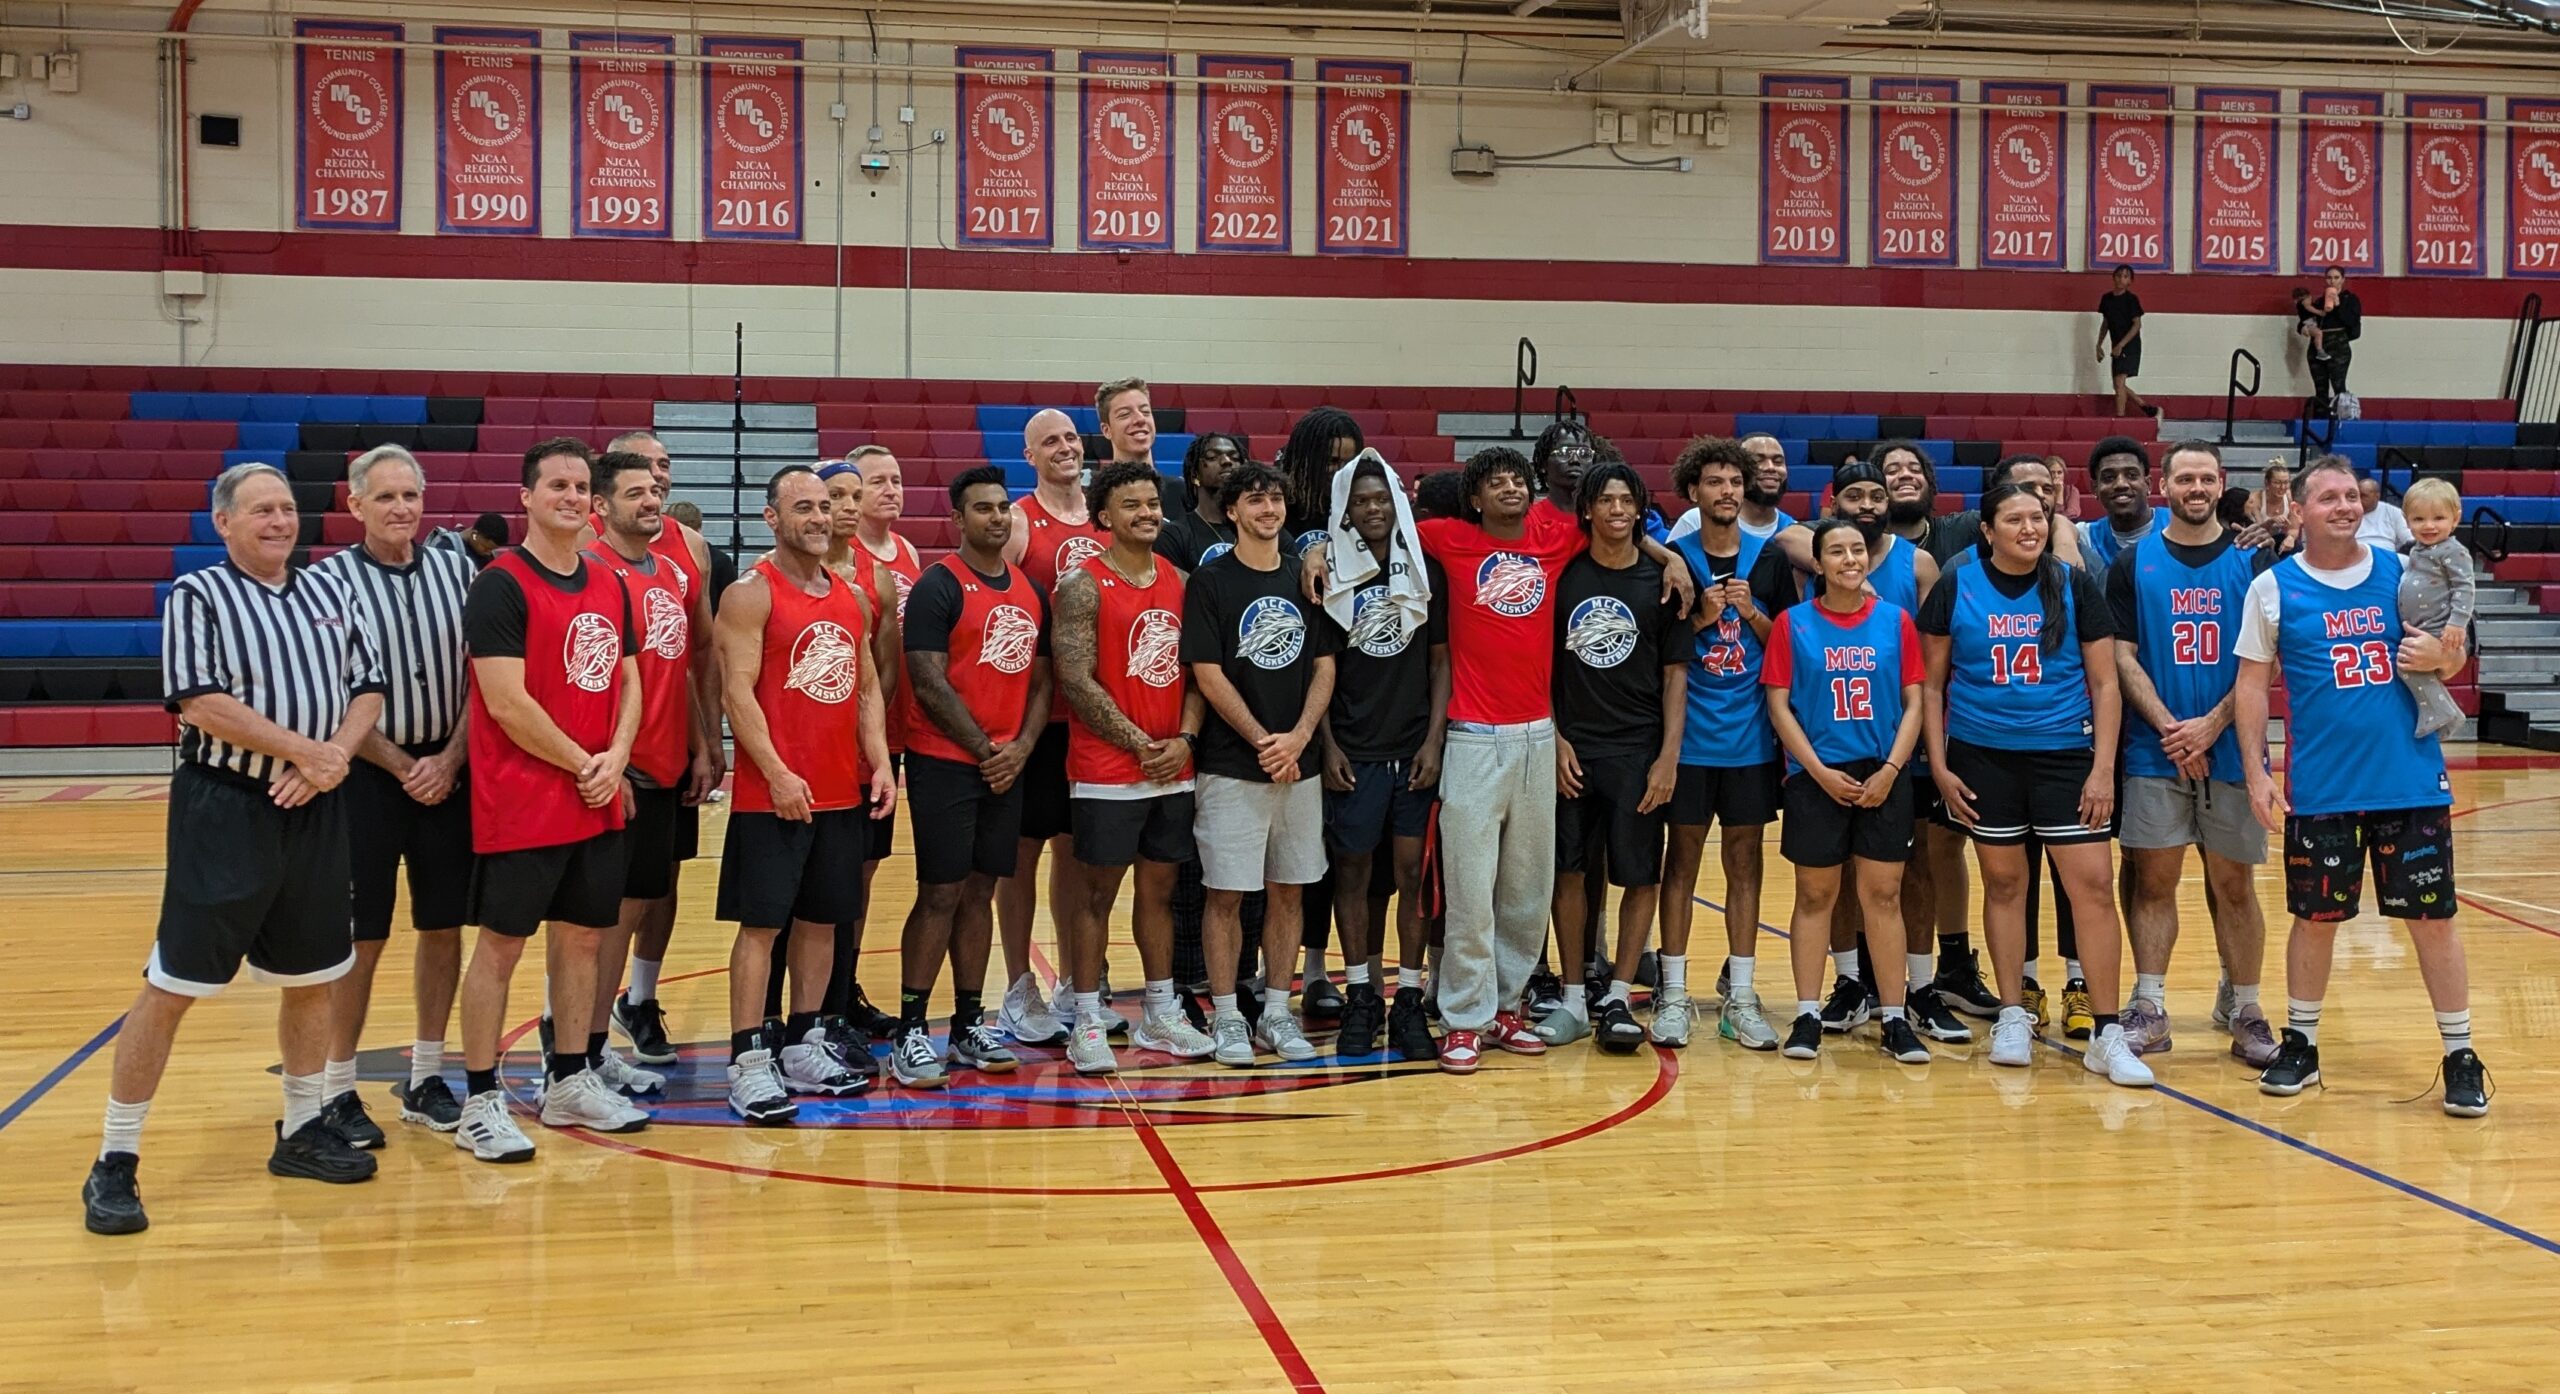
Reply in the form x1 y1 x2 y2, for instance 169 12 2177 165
907 650 994 760
1053 570 1152 754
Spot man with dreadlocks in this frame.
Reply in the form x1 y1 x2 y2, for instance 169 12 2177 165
1273 406 1366 1014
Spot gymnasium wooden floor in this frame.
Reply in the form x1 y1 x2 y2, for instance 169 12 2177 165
5 755 2559 1394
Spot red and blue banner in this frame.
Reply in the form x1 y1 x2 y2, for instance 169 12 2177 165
2087 85 2173 272
701 37 802 242
1078 52 1174 252
295 19 403 232
2298 90 2382 274
2510 99 2560 278
1977 81 2066 271
433 27 538 235
571 33 675 240
1760 74 1847 265
1316 60 1409 256
1197 56 1291 254
957 48 1055 249
2405 94 2486 277
2192 88 2278 274
1868 77 1955 268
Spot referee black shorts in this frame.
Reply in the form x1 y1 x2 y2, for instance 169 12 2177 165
469 831 630 937
345 752 473 942
149 763 355 996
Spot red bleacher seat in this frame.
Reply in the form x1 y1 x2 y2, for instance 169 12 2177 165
483 398 540 426
31 449 99 480
535 399 599 428
0 421 47 448
1 480 74 509
51 421 113 449
918 381 981 406
926 431 978 459
922 405 977 432
597 400 653 430
112 421 177 450
65 391 126 420
867 430 929 460
478 424 539 455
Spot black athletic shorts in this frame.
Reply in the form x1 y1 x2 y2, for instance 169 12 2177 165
717 808 870 927
1019 725 1071 843
1780 760 1916 868
621 784 680 900
907 751 1023 884
1671 761 1781 829
2111 344 2142 379
469 830 629 938
1944 738 2109 848
149 763 355 996
1556 749 1668 888
2284 806 2457 922
344 751 472 941
867 753 902 861
1325 758 1436 855
1071 791 1197 868
675 799 700 863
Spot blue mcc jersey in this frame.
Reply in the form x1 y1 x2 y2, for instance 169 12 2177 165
2273 550 2451 817
1774 598 1913 772
1675 529 1776 768
1946 561 2093 752
2124 537 2252 784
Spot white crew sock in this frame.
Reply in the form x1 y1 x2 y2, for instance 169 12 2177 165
626 957 663 1004
1344 963 1371 987
2134 972 2167 1009
99 1097 150 1160
1720 956 1746 993
1796 999 1822 1021
1300 942 1327 989
281 1072 324 1135
1559 984 1589 1022
1396 966 1421 993
1262 987 1292 1018
2066 957 2085 983
1074 990 1104 1025
1906 953 1933 993
2287 997 2324 1045
411 1040 445 1089
1879 1004 1907 1022
1832 949 1858 981
2232 983 2262 1008
2436 1009 2473 1055
1599 981 1630 1007
2025 958 2045 985
1662 955 1689 997
1144 979 1177 1015
322 1057 357 1102
1211 993 1239 1017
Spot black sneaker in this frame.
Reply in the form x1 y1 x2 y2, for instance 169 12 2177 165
1525 969 1564 1022
268 1116 378 1184
846 987 902 1041
1819 975 1871 1034
1782 1012 1824 1060
1335 984 1386 1056
818 1014 881 1082
1387 987 1439 1062
1634 950 1660 990
1300 975 1347 1022
1906 985 1974 1044
1879 1015 1931 1064
2443 1048 2492 1118
536 1013 555 1058
1179 987 1210 1033
1594 999 1646 1055
2257 1028 2322 1096
395 1076 463 1131
1932 949 2003 1019
82 1152 147 1235
1582 956 1614 1003
612 992 678 1065
319 1090 385 1151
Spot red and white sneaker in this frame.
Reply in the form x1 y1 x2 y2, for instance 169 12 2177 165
1438 1030 1483 1074
1491 1011 1547 1056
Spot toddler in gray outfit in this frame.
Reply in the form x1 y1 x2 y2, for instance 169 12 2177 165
2397 478 2473 739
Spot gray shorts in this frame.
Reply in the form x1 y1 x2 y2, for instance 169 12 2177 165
1195 772 1329 892
2119 776 2267 865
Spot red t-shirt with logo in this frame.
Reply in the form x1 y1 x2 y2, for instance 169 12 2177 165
1417 509 1588 725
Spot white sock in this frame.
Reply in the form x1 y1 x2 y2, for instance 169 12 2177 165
2232 983 2262 1008
1301 942 1326 987
1831 949 1858 981
2436 1008 2473 1055
1796 999 1822 1020
1144 978 1177 1015
322 1057 357 1101
1600 981 1629 1007
1344 962 1371 987
2066 957 2085 983
1212 992 1239 1017
1662 954 1689 996
99 1097 150 1160
1721 956 1747 993
1906 953 1933 993
1880 1004 1906 1022
410 1040 445 1088
1397 966 1421 993
1074 990 1103 1025
2025 958 2045 985
1561 984 1589 1021
1263 987 1292 1017
626 956 662 1003
281 1071 324 1135
2287 997 2323 1045
2134 973 2167 1009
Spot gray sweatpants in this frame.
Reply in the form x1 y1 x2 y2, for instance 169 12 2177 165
1436 722 1557 1033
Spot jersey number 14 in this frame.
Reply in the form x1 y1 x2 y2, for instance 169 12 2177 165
1987 642 2043 685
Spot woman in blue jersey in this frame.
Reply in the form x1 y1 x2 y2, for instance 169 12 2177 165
1763 521 1932 1066
1919 483 2154 1088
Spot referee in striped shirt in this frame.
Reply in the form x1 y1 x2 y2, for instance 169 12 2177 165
84 463 389 1236
310 445 477 1144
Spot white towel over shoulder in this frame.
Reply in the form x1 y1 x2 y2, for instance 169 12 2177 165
1319 448 1432 644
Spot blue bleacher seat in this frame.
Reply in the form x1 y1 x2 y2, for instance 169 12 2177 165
221 447 287 473
2421 421 2469 446
1832 415 1879 440
185 393 250 422
1939 466 1983 492
2469 421 2517 447
173 545 228 577
59 620 156 658
1781 439 1808 468
130 391 189 421
1916 439 1953 461
1786 466 1831 491
0 621 67 659
977 405 1101 436
2340 443 2379 473
1152 433 1194 465
154 581 175 611
236 422 300 451
308 394 373 422
1734 414 1786 440
245 394 309 423
363 396 429 425
2336 421 2387 446
1780 414 1832 440
189 512 219 543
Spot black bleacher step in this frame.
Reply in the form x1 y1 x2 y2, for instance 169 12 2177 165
2421 445 2465 473
1155 408 1185 434
2515 445 2556 472
302 423 362 453
426 397 484 426
2519 422 2557 448
418 423 478 452
2477 710 2532 748
1809 438 1880 467
1952 441 2000 468
2466 445 2513 471
2530 723 2560 753
0 659 162 703
1876 415 1927 441
286 450 345 483
356 424 423 451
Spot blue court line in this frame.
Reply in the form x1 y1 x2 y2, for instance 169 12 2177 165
0 1015 122 1134
1691 893 2560 1259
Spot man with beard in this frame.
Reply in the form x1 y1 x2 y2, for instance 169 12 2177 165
1053 464 1205 1074
1157 432 1249 569
1670 432 1796 543
2081 436 2160 572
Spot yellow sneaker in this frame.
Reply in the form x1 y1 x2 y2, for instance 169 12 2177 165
2021 977 2049 1029
2062 978 2095 1041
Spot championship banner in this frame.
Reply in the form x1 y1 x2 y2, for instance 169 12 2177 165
1869 77 1955 267
2510 98 2560 278
956 48 1055 248
2298 90 2382 274
2405 94 2486 277
2087 85 2173 271
1759 74 1847 265
702 38 802 242
1197 56 1291 254
571 33 675 240
1316 60 1409 256
2192 88 2278 273
295 20 403 231
434 28 536 235
1978 81 2066 271
1078 52 1173 251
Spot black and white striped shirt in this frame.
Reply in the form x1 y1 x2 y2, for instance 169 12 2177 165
162 560 387 783
311 541 474 747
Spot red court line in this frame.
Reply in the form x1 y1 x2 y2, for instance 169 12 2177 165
2454 894 2560 939
1127 1108 1328 1394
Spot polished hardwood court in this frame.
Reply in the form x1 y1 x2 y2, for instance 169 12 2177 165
3 755 2557 1393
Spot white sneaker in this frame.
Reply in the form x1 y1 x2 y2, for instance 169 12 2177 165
1133 1009 1215 1059
1651 995 1696 1047
890 1027 949 1089
1066 1020 1118 1075
1253 1010 1319 1062
1001 971 1068 1046
1211 1011 1256 1067
2083 1024 2158 1089
453 1089 535 1163
726 1049 799 1125
1718 991 1779 1051
781 1030 870 1096
1053 977 1134 1041
593 1044 665 1095
1990 1006 2035 1068
538 1069 649 1133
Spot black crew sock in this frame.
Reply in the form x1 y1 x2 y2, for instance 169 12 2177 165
467 1067 499 1097
2094 1012 2119 1036
900 989 931 1031
1853 931 1873 989
546 1051 582 1083
731 1028 761 1060
785 1010 820 1044
586 1030 607 1067
1938 933 1968 960
952 990 984 1033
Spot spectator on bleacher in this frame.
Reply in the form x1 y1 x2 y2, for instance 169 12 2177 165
2095 265 2158 420
2356 475 2415 553
1530 419 1596 528
2252 462 2296 551
1157 432 1247 569
2307 266 2363 415
436 511 509 572
1667 433 1795 544
667 502 736 610
2080 436 2159 571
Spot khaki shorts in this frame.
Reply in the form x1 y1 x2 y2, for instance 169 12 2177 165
2119 776 2267 865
